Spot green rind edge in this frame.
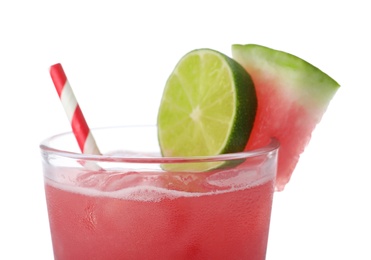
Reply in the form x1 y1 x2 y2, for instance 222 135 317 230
231 44 340 109
218 50 257 154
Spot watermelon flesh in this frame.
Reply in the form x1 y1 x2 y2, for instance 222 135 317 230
232 44 340 191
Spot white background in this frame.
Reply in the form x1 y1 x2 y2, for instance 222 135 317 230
1 1 370 259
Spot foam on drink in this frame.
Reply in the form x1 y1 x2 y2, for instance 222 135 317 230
44 157 274 202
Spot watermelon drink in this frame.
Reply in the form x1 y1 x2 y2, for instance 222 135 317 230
43 46 338 259
40 126 279 260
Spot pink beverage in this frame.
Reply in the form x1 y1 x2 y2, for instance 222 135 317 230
40 126 279 260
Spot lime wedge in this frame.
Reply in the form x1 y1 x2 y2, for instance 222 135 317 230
157 49 257 171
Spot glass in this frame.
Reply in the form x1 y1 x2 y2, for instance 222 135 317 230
40 125 279 260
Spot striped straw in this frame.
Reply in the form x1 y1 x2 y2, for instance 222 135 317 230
50 63 101 155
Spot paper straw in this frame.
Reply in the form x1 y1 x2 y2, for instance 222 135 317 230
50 63 101 155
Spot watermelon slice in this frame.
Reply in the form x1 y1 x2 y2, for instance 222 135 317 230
232 44 340 191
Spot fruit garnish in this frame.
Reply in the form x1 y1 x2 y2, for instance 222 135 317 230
232 44 340 191
157 48 257 171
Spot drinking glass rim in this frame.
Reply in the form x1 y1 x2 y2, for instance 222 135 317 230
40 125 280 163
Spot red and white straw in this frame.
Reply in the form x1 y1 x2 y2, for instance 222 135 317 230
50 63 101 155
